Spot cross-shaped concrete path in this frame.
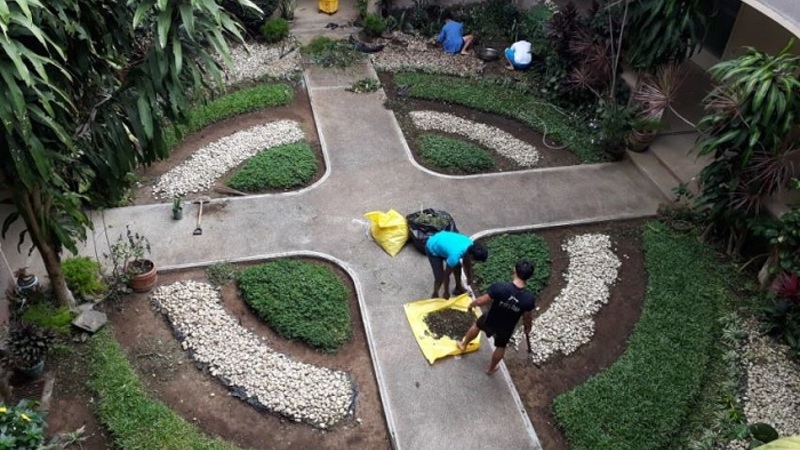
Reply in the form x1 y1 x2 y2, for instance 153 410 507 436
76 62 666 450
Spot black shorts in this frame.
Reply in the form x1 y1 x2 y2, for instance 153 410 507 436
476 315 513 348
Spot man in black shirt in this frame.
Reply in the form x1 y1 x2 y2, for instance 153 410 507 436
457 260 536 375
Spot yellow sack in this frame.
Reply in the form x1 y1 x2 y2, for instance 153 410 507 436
364 209 409 257
403 293 481 364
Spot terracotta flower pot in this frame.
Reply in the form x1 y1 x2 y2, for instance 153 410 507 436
127 259 158 293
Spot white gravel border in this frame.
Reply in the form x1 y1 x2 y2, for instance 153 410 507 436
152 280 355 428
409 110 541 167
152 120 305 199
741 318 800 436
223 40 303 85
512 233 621 364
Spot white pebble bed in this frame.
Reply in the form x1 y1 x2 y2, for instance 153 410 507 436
152 120 304 199
370 33 484 76
741 318 800 436
512 233 621 364
223 40 302 85
151 280 355 428
410 110 541 167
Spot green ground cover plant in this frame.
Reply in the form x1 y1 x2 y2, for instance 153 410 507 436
61 256 107 297
553 222 726 450
21 303 74 335
165 84 294 149
227 141 316 191
88 331 244 450
0 399 46 450
301 37 362 69
260 18 289 43
236 260 351 351
393 72 600 163
473 233 550 295
418 134 495 174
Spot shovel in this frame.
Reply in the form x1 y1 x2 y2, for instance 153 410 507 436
192 196 211 236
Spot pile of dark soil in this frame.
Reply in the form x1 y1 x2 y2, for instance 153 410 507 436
423 308 475 340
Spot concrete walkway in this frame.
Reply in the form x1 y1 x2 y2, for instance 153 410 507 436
61 61 667 450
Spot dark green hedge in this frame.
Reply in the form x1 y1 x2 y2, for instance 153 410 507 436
236 260 352 351
553 222 724 450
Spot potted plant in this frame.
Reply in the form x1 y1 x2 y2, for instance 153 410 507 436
628 64 693 150
5 323 55 378
172 197 183 220
108 226 157 293
13 267 39 294
598 103 634 161
405 209 457 254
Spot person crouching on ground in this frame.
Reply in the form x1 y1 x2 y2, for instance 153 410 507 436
458 260 536 375
434 11 474 56
425 230 488 299
504 39 533 71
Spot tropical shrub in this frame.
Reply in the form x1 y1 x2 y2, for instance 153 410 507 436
363 13 387 38
418 134 495 174
695 44 800 255
61 256 107 297
260 18 290 44
473 233 550 295
0 399 46 450
759 271 800 357
227 141 316 191
623 0 711 72
222 0 279 35
237 260 352 351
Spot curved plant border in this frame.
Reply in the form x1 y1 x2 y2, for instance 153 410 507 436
409 110 541 167
392 72 601 163
153 120 305 199
88 330 246 450
553 222 725 450
164 83 295 150
152 280 356 428
511 233 620 364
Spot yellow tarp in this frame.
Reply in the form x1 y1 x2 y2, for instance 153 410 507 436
403 293 481 364
364 209 408 257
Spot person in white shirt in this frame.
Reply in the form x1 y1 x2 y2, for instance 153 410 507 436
504 40 533 71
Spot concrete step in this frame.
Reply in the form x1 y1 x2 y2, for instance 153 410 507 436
627 149 680 202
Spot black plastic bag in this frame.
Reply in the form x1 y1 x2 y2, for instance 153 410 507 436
405 209 457 254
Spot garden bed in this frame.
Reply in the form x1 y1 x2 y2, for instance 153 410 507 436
486 221 647 450
379 73 581 174
132 84 324 205
42 260 390 449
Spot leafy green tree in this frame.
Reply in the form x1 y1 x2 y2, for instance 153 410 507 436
0 0 256 306
695 42 800 255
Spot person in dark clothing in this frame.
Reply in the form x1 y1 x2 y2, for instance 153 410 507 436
457 260 536 375
425 230 488 299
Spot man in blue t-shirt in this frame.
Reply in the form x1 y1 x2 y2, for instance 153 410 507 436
435 11 474 55
458 260 536 375
425 230 488 300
